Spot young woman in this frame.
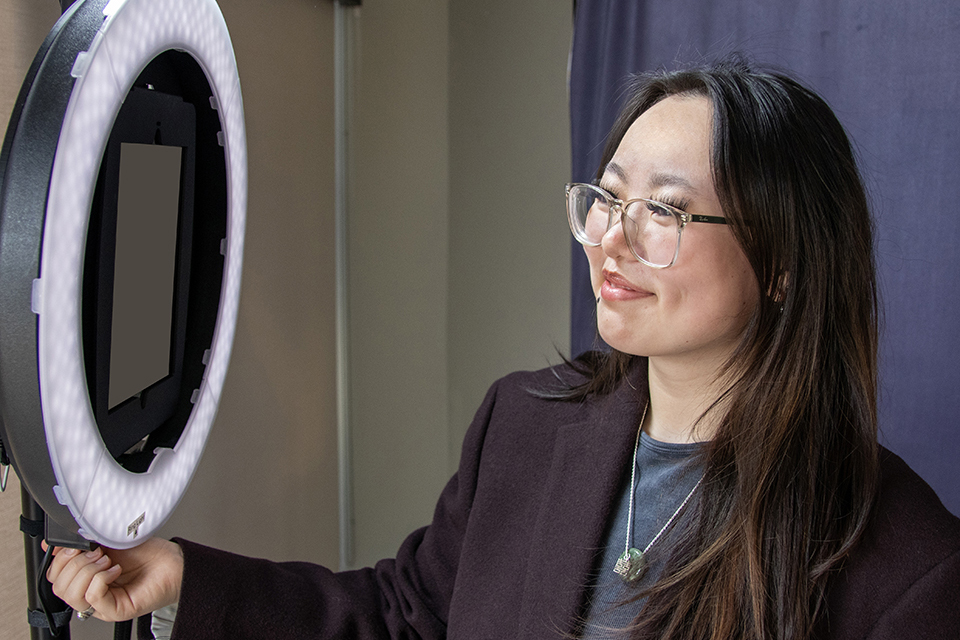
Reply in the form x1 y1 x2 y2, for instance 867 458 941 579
48 60 960 640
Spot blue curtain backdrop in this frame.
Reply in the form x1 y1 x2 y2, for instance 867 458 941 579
569 0 960 516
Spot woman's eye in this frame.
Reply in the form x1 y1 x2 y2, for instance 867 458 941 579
645 201 673 218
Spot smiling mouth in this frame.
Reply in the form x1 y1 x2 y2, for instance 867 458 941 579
599 268 654 302
602 269 646 292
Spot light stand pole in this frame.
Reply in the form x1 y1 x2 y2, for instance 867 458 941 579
21 488 72 639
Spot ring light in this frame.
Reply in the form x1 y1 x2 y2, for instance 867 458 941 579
0 0 245 548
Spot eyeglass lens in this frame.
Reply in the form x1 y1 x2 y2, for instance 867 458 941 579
569 184 679 268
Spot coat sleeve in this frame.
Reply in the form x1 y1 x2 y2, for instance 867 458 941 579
150 378 503 640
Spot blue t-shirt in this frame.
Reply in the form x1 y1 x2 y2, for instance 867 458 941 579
580 432 703 639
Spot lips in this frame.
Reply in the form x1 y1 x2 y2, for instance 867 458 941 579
603 269 638 290
600 268 653 301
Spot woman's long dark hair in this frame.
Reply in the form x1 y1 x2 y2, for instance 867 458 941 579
565 59 879 640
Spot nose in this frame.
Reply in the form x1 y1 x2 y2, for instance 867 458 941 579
600 208 632 259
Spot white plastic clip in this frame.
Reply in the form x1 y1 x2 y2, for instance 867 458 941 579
0 436 10 491
71 51 92 79
31 278 43 314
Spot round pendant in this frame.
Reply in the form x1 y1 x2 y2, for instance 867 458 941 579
613 547 648 583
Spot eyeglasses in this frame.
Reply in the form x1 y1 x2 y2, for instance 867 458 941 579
566 182 727 269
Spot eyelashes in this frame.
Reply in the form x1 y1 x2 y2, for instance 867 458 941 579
597 181 692 214
655 195 692 213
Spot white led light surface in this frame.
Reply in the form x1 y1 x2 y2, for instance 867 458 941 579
37 0 246 548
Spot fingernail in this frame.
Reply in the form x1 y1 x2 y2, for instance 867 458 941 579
95 555 110 566
62 548 80 557
85 550 101 559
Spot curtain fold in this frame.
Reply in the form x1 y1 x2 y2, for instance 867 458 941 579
569 0 960 515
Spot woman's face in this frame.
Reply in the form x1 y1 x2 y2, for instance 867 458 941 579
586 95 758 368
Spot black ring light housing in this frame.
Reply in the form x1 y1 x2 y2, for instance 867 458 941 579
0 0 246 549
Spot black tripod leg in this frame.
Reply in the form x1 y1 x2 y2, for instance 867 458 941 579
22 487 71 639
114 619 133 640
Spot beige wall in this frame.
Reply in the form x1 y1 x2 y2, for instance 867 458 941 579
447 0 572 468
346 0 454 568
0 0 570 636
346 0 571 568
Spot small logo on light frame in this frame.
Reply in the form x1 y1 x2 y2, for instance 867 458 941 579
127 512 146 538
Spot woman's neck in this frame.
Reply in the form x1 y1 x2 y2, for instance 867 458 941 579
643 356 735 444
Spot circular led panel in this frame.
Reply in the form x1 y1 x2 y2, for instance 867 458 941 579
0 0 245 549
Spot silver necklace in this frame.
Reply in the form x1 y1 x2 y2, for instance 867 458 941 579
613 404 704 584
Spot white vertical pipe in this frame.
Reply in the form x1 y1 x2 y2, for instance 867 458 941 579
334 1 359 571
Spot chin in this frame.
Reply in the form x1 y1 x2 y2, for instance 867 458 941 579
596 324 644 357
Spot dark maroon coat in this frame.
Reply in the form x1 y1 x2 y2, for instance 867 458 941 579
148 365 960 639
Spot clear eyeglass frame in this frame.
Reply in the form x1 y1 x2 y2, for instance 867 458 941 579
565 182 728 269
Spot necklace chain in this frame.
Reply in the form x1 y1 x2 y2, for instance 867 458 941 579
614 403 704 583
620 404 646 559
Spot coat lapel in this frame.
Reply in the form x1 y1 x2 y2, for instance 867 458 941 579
517 371 647 639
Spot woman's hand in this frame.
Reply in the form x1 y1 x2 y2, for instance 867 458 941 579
46 537 184 622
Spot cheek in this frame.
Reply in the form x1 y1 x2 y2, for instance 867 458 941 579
670 242 758 326
699 258 759 326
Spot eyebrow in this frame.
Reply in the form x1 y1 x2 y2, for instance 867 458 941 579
603 161 698 194
602 161 630 184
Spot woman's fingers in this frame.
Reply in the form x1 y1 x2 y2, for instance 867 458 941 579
45 546 81 584
47 548 96 602
48 547 118 616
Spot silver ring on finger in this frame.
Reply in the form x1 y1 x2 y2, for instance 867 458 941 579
77 606 95 621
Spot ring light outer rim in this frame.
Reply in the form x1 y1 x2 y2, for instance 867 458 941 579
35 0 246 549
